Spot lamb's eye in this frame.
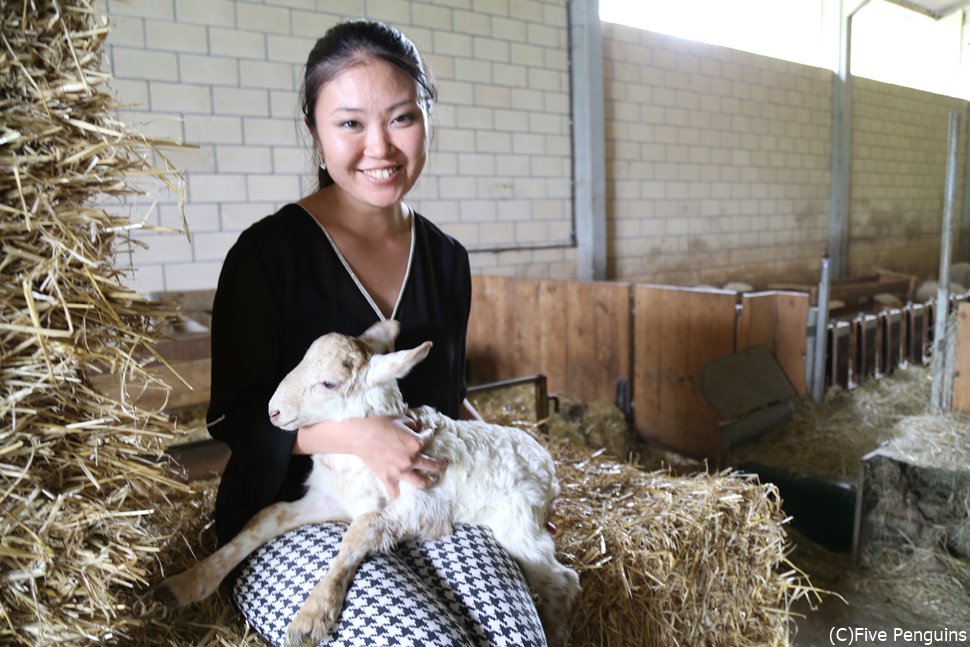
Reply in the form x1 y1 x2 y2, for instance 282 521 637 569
319 380 338 390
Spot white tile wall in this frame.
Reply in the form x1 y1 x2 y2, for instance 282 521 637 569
109 0 575 292
105 1 966 294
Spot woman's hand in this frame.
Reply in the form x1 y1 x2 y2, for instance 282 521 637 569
354 415 447 500
295 416 447 500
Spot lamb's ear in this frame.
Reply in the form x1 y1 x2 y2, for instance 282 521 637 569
365 341 433 386
358 320 400 354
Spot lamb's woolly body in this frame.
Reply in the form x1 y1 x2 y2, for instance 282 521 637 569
311 403 558 528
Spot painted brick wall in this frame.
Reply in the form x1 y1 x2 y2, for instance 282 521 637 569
106 3 967 294
602 22 967 289
603 23 833 287
103 0 574 293
850 79 967 280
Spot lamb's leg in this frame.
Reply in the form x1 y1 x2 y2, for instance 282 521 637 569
285 509 426 647
285 511 397 646
157 494 347 606
498 531 581 647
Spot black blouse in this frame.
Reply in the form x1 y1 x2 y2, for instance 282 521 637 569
207 203 471 545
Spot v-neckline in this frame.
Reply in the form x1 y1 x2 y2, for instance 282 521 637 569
297 203 416 321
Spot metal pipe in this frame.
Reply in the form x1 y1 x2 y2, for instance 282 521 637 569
827 0 872 279
960 102 970 262
468 240 575 255
930 112 962 413
813 255 832 403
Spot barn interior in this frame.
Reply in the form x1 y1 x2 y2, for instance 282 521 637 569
2 0 970 645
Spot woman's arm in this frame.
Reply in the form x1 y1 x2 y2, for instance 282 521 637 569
294 416 447 499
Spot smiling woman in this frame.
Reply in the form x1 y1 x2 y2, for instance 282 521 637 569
201 19 549 647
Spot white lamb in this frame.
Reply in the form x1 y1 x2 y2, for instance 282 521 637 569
158 320 580 647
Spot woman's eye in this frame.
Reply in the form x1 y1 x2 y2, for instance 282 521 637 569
339 120 360 129
393 112 416 126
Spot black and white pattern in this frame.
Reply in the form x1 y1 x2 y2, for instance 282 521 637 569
233 523 547 647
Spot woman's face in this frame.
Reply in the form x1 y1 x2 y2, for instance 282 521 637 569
309 58 428 213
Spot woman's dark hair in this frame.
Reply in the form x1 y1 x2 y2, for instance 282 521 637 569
302 20 437 189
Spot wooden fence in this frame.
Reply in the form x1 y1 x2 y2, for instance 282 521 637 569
467 276 808 461
133 283 969 464
467 276 970 462
955 303 970 411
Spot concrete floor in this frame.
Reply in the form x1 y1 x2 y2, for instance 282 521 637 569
788 532 969 647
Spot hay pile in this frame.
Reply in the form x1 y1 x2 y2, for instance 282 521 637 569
723 363 970 631
470 384 700 472
136 443 814 647
725 365 942 481
469 387 813 643
1 1 189 643
551 441 815 646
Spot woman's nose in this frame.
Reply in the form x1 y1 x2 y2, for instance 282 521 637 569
365 125 393 157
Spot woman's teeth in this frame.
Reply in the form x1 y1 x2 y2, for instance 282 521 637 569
364 168 395 180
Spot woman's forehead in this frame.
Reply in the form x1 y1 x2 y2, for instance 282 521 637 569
315 58 418 112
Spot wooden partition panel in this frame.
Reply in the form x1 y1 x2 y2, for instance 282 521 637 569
954 303 970 412
467 275 632 404
540 279 632 402
633 285 737 460
737 291 809 395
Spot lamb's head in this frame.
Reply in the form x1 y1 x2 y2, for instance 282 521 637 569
268 320 432 431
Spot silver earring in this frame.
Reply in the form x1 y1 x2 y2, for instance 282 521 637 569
319 162 327 171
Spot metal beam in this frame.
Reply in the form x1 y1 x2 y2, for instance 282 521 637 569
960 13 970 262
569 0 607 281
828 0 871 279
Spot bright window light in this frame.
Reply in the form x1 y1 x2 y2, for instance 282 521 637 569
851 1 966 99
599 0 826 68
599 0 969 99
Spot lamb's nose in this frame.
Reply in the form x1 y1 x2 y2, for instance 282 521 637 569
269 409 280 423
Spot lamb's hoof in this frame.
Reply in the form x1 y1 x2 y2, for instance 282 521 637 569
285 607 338 647
153 570 210 607
152 582 181 607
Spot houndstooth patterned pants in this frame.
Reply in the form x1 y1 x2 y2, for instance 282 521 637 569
232 522 547 647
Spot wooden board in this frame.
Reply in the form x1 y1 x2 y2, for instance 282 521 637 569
467 275 632 405
547 279 631 402
468 275 538 384
737 291 808 395
633 285 736 460
954 303 970 412
853 314 878 385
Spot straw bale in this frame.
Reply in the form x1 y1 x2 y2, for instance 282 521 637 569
414 387 809 644
550 441 814 646
132 442 813 647
1 1 189 643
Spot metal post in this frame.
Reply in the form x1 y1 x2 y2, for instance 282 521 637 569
961 103 970 262
930 113 962 413
569 0 607 281
813 255 832 403
827 0 871 279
